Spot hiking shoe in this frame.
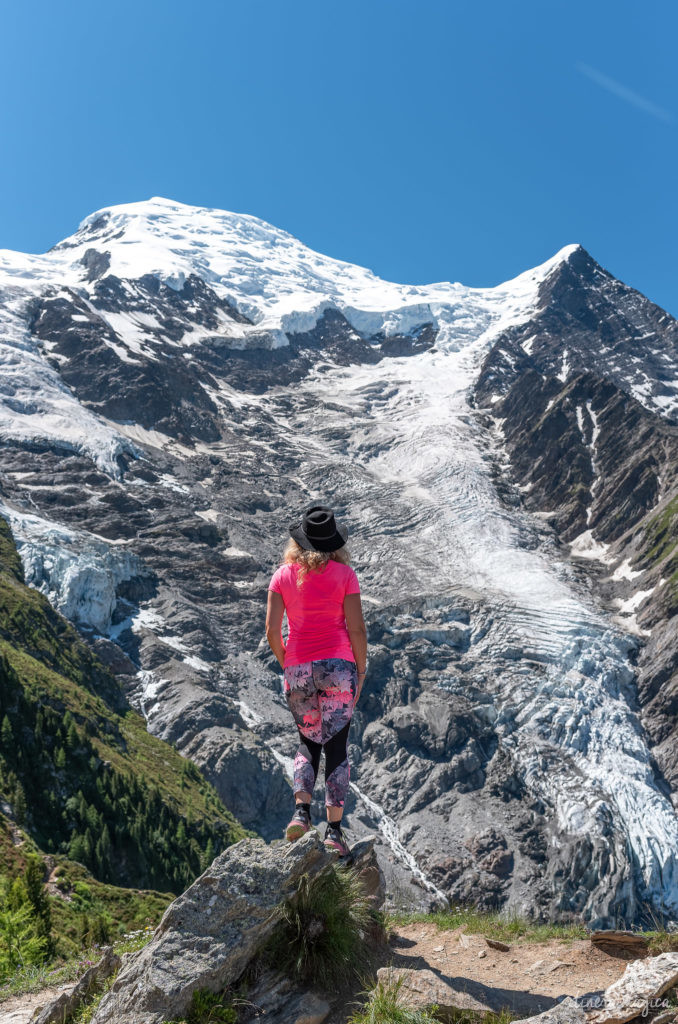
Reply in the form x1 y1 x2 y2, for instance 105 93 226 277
285 805 312 842
323 822 351 858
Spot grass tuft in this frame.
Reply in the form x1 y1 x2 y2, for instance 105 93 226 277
262 862 376 989
164 986 237 1024
347 974 440 1024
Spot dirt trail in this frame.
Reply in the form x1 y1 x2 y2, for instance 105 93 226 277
366 921 651 1017
393 921 630 995
0 983 75 1024
330 921 655 1022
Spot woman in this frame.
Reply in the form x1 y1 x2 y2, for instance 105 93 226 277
266 503 368 858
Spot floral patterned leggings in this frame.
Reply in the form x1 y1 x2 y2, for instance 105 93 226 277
283 658 358 807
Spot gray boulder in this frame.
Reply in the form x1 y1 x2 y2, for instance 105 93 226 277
512 996 588 1024
90 831 380 1024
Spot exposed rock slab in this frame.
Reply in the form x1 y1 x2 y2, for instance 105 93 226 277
512 995 588 1024
90 832 337 1024
350 835 387 909
586 952 678 1024
246 968 331 1023
589 930 649 959
375 965 556 1017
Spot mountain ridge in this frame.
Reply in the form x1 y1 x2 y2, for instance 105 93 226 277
1 198 677 927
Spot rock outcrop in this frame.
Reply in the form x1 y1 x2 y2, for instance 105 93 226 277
89 831 383 1024
244 969 332 1024
512 997 588 1024
589 930 649 960
586 952 678 1024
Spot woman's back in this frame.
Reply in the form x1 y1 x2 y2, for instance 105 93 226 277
265 502 367 854
268 560 360 667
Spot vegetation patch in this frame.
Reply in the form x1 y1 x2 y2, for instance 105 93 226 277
165 987 238 1024
0 514 251 982
638 492 678 609
386 903 589 944
0 925 153 1001
347 974 440 1024
643 493 678 566
261 862 378 989
0 640 247 893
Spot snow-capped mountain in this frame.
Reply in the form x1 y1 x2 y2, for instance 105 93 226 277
1 197 677 926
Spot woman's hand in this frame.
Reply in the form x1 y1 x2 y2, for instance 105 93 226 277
344 594 367 706
354 669 366 706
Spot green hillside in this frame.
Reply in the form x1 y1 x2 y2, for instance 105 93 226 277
0 513 251 976
640 491 678 611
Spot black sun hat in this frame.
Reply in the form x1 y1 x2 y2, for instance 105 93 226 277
289 504 348 552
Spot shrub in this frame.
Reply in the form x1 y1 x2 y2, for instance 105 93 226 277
0 902 48 980
262 862 375 989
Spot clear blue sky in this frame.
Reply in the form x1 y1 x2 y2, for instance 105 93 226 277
1 0 676 314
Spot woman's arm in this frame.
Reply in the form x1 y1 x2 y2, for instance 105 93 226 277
344 593 368 703
266 591 286 669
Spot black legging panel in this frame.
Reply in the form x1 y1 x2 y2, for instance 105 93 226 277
324 720 351 780
296 727 322 782
295 718 351 806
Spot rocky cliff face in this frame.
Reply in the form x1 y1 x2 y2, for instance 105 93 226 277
472 248 678 832
1 198 677 927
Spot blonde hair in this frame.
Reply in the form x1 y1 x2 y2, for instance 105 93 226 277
282 537 352 587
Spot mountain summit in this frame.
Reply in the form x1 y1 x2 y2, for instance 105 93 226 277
1 199 677 928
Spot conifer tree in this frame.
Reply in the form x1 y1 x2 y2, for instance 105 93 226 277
202 837 215 870
0 902 47 978
1 714 12 748
83 828 94 862
23 855 54 956
13 784 27 826
68 833 87 865
7 876 29 913
66 721 79 750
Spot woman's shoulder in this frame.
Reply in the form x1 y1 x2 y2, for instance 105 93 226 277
332 561 359 588
333 560 357 575
269 562 297 588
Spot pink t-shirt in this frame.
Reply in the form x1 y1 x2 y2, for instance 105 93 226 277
268 560 360 668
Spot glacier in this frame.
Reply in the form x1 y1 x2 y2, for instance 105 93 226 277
1 503 141 634
264 325 678 920
0 196 676 923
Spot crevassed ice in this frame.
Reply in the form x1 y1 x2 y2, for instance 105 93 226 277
1 503 140 634
284 328 678 920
